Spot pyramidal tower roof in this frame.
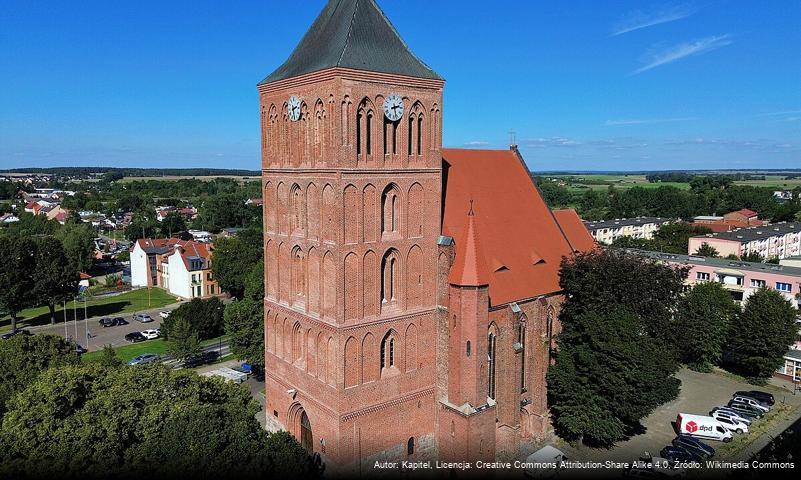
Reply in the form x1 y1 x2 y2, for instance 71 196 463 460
449 207 491 287
260 0 442 84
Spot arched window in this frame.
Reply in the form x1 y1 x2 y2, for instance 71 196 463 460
290 184 303 233
380 331 396 370
407 437 415 457
466 340 471 357
381 185 399 234
381 249 399 305
292 247 305 301
407 115 414 156
356 110 362 155
487 327 497 400
519 323 526 393
366 111 373 155
417 115 423 155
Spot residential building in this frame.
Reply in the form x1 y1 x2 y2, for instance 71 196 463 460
635 250 801 307
259 0 595 470
688 222 801 260
187 229 213 243
583 217 670 245
130 238 219 299
690 208 768 233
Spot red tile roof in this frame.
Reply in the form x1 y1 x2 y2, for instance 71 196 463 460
553 209 597 253
732 208 758 218
441 148 593 305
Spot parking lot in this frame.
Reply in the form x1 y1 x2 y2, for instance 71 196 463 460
554 368 801 463
21 303 181 352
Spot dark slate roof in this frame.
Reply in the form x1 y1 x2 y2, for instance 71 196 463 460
260 0 441 84
691 222 800 243
632 249 801 277
583 216 670 231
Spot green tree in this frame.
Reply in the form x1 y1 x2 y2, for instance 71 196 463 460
165 316 201 361
547 250 685 446
224 298 264 374
693 242 719 258
536 180 572 207
0 235 37 332
212 234 263 298
726 288 798 382
547 310 680 447
194 193 257 232
56 221 95 273
0 334 79 417
32 236 79 325
740 251 764 263
98 344 123 367
160 211 187 237
0 363 320 478
125 212 159 241
674 282 739 371
162 297 225 341
558 249 688 345
652 223 712 254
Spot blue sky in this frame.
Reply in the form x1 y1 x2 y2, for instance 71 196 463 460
1 0 799 171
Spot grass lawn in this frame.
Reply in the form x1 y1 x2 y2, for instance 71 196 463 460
0 288 179 332
82 335 229 363
716 403 796 458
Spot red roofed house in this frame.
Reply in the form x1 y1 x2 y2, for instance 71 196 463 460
691 208 767 233
130 238 219 299
259 0 595 471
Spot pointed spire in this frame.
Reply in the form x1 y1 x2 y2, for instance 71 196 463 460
449 203 491 287
261 0 441 84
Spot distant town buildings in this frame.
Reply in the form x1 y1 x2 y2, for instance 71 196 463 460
583 217 670 245
636 250 801 308
690 208 767 233
688 222 801 260
130 238 219 299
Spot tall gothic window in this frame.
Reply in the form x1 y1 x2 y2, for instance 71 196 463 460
381 185 399 234
487 329 497 400
381 250 399 304
407 116 413 155
417 115 423 155
356 110 362 155
519 323 526 393
366 111 373 155
380 331 396 370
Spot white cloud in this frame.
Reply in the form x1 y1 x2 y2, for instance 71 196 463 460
605 117 697 126
612 3 699 36
523 137 580 148
633 34 732 74
463 140 490 147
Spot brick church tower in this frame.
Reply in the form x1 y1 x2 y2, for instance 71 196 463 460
258 0 445 469
259 0 597 472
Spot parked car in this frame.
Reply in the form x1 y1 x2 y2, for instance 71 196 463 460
74 344 88 354
660 445 700 463
711 413 749 434
734 390 775 406
731 395 770 413
672 435 715 459
232 364 252 377
99 317 115 327
128 353 161 366
713 405 757 420
523 445 568 479
182 351 219 368
728 400 766 417
141 329 160 340
711 408 752 426
124 332 146 343
159 311 171 319
1 329 32 340
114 317 129 326
133 313 153 323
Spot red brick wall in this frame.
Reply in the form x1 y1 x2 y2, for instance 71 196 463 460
261 68 444 468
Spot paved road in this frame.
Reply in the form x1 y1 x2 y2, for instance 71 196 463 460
24 301 184 352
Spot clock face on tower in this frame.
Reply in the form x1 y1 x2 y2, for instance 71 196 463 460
383 94 404 122
287 96 301 121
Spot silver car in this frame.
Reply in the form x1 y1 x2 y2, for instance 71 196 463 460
127 353 161 366
133 313 154 323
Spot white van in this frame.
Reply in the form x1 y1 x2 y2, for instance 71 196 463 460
524 445 568 479
676 413 733 442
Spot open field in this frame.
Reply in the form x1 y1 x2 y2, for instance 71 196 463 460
546 173 801 193
119 175 259 183
0 288 178 332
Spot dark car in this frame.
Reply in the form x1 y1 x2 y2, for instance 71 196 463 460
1 329 32 340
660 445 700 462
672 434 715 459
74 344 88 354
114 317 129 326
728 401 765 418
182 351 219 368
735 390 775 406
124 332 146 343
99 317 116 327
